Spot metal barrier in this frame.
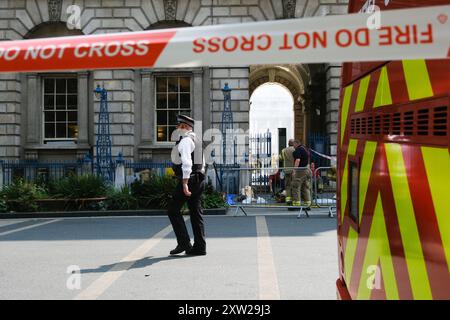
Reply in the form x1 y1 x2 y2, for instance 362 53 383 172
312 167 337 218
221 166 314 218
122 160 172 184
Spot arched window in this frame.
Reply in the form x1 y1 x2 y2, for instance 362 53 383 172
250 83 295 157
23 23 90 159
25 22 83 39
147 20 191 30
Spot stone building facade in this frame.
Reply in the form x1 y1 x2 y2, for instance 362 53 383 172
0 0 348 162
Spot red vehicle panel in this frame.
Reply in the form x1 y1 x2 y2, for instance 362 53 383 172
337 0 450 300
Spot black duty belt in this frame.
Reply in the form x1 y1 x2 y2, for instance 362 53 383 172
175 172 205 182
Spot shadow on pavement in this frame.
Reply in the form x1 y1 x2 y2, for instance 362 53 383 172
80 255 190 274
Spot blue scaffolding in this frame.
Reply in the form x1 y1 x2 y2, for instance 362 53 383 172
94 85 113 183
221 83 235 166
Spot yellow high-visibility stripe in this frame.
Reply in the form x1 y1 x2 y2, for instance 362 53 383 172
340 85 353 145
402 60 434 101
373 66 392 108
385 143 432 299
340 139 358 224
421 147 450 274
359 141 377 225
344 227 359 289
344 140 377 290
355 75 371 113
357 194 399 300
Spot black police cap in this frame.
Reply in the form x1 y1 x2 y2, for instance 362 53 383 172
177 114 194 127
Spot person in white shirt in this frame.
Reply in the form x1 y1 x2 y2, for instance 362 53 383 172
167 114 206 256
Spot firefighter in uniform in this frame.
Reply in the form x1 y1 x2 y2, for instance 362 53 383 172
292 140 312 208
279 139 296 205
168 115 207 256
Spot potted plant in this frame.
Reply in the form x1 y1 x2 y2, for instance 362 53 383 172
105 186 139 211
130 174 177 210
37 174 109 211
0 179 47 213
201 183 228 215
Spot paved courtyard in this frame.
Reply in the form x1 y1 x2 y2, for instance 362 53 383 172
0 209 337 300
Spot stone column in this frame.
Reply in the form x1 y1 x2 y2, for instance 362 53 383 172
202 67 211 132
77 72 89 146
76 72 91 158
138 69 154 160
140 69 153 145
0 73 21 160
210 67 250 132
310 0 349 157
26 73 39 146
192 69 203 129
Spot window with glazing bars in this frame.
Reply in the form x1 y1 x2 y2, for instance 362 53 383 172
43 77 78 141
155 76 191 142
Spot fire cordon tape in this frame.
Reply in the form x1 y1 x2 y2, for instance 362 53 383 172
0 5 448 73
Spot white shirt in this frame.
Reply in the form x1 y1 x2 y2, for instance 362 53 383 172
177 133 195 179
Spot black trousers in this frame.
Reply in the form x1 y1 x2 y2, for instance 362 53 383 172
167 175 206 250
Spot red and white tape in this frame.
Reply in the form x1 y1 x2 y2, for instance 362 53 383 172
310 149 337 163
0 5 448 73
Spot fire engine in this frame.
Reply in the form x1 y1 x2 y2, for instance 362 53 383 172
336 0 450 300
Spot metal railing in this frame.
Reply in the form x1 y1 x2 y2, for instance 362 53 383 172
0 159 337 219
0 159 172 187
0 159 91 186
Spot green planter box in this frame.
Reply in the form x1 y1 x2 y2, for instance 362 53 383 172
0 207 228 219
36 198 107 211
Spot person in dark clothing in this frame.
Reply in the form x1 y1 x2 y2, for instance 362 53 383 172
292 140 312 208
167 114 207 256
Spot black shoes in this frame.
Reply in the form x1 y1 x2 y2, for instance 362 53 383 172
169 243 206 256
186 247 207 256
170 243 192 255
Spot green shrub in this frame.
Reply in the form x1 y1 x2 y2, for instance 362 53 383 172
105 186 139 210
0 198 7 213
0 179 47 212
131 174 177 209
131 176 227 210
48 174 109 199
202 183 227 209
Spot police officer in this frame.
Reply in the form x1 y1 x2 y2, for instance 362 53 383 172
168 114 207 256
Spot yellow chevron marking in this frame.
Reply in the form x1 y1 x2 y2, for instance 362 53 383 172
359 141 377 225
355 75 371 113
402 60 434 101
340 85 353 146
422 147 450 274
340 139 358 224
344 226 359 289
373 66 392 108
357 194 399 300
385 143 432 299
